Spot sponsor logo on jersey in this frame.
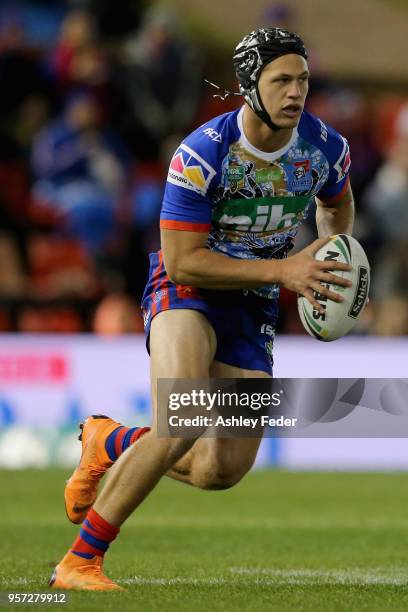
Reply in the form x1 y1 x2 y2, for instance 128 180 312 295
167 144 216 195
334 138 351 183
286 159 313 192
213 195 310 232
255 168 281 184
318 118 328 142
203 127 222 142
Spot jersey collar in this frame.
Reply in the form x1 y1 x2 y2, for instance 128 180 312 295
237 106 298 162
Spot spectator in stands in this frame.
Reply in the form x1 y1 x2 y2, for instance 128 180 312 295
51 10 96 90
0 21 50 118
363 102 408 251
31 90 130 254
93 293 143 334
363 103 408 334
49 8 121 124
119 5 202 158
369 240 408 335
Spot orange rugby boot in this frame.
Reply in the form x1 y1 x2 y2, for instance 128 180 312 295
49 552 124 591
64 415 122 524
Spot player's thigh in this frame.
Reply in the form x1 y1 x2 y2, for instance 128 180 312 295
194 360 270 478
210 360 272 379
150 308 217 427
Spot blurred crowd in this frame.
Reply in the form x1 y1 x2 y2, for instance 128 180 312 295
0 0 406 335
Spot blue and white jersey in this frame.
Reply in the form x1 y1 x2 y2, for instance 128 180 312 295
160 106 351 299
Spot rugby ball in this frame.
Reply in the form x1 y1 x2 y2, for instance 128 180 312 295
297 234 370 341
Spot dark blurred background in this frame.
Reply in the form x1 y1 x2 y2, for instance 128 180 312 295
0 0 407 336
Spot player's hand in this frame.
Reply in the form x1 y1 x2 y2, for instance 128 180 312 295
276 238 352 313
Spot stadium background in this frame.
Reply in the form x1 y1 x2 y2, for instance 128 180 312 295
1 2 408 609
0 0 407 468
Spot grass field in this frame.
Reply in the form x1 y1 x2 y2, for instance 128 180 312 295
2 469 408 611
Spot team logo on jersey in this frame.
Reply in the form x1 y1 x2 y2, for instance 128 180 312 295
334 139 351 183
227 166 245 191
167 144 216 195
287 159 313 193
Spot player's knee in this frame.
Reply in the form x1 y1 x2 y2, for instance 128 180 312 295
164 436 196 465
130 432 195 466
195 466 245 491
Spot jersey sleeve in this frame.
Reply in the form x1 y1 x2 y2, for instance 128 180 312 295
316 131 351 202
160 141 218 233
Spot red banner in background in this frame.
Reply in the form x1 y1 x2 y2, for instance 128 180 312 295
0 354 68 383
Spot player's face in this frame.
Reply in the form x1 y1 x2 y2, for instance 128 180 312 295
257 54 309 129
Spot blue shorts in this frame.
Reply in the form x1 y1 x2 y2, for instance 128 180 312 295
141 251 279 375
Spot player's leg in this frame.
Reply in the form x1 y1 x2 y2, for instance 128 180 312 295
64 416 150 524
64 303 219 526
65 288 277 524
65 325 267 524
93 309 217 524
167 360 270 489
50 308 217 591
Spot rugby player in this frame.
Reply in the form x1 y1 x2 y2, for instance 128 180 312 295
50 27 354 590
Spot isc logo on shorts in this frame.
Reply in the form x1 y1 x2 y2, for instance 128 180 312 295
167 144 216 195
260 324 275 336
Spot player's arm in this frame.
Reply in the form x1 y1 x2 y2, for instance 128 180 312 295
161 228 351 311
315 180 355 237
162 228 280 289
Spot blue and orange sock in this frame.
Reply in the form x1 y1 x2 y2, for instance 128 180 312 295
105 425 150 462
71 508 119 559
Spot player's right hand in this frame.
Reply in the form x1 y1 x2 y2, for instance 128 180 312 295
276 238 352 313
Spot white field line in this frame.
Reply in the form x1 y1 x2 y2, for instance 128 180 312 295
0 578 37 586
122 567 408 587
122 577 230 586
229 567 408 586
4 568 408 588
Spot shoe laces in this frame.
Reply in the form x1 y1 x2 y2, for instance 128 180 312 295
88 463 108 480
77 558 113 583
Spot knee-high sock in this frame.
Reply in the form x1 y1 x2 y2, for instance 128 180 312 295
71 508 119 559
105 425 150 462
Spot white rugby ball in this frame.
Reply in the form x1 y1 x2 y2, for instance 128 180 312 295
297 234 370 341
